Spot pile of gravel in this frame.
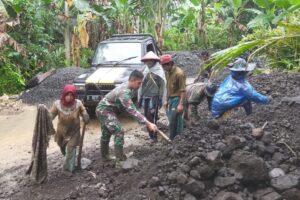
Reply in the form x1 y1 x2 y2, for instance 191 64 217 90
20 67 89 106
167 51 204 77
111 72 300 200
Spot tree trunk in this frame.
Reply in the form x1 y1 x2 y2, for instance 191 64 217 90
198 0 207 48
64 1 71 65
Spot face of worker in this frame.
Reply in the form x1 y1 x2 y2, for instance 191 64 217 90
144 60 156 68
162 63 172 72
65 93 74 103
129 79 143 90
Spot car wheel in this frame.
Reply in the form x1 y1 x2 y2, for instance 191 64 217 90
86 106 96 119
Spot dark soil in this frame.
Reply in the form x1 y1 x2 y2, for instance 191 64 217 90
3 52 300 200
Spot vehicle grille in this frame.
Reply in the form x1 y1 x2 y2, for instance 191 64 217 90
85 83 115 91
99 84 115 91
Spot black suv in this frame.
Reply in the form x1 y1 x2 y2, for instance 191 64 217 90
73 34 161 116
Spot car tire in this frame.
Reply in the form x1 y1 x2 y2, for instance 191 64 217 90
86 106 96 119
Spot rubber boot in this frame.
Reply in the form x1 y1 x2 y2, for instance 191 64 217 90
101 141 114 161
114 145 126 168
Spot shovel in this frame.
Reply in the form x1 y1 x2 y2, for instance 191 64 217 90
156 129 171 143
252 121 268 138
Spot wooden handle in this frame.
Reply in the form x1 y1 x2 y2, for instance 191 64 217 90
77 123 86 169
156 129 171 143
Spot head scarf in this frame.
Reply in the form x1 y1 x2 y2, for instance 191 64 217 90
60 84 77 107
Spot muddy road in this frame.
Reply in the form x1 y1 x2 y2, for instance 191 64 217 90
0 103 148 200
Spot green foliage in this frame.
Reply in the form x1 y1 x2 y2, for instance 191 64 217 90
0 55 24 95
80 48 93 68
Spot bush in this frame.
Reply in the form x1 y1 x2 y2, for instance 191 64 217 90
0 65 25 96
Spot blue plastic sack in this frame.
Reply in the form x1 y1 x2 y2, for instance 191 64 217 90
211 71 269 118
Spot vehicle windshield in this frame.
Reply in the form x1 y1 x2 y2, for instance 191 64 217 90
92 42 142 65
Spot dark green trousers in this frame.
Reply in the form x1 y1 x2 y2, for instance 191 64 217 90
167 97 184 140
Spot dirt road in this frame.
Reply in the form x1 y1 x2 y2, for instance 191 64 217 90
0 102 149 199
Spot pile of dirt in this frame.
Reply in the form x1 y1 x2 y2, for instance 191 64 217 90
167 51 209 77
111 72 300 200
20 67 89 106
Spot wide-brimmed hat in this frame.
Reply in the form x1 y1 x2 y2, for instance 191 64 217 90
141 51 160 61
229 58 256 71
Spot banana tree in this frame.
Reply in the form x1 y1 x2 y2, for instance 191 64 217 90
217 0 249 46
0 0 26 56
203 21 300 75
137 0 183 48
247 0 300 29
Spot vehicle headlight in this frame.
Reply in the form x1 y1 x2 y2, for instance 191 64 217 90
75 84 85 91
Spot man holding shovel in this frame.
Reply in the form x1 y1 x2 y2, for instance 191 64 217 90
96 70 157 166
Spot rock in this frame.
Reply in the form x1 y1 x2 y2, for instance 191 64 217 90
269 168 285 178
180 164 191 173
281 188 300 200
190 170 201 180
226 136 246 149
272 152 285 164
206 151 221 162
80 157 92 170
177 173 188 184
69 190 78 199
158 186 165 196
261 192 282 200
182 179 205 198
215 142 226 151
214 176 236 188
214 191 243 200
261 132 273 144
149 176 160 187
122 158 139 170
254 188 275 200
139 181 147 188
197 163 217 179
98 188 108 198
229 150 268 182
167 171 178 183
0 94 9 101
183 193 197 200
189 156 201 167
206 120 220 130
271 174 299 191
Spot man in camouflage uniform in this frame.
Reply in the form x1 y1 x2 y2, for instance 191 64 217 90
184 82 218 126
96 70 157 164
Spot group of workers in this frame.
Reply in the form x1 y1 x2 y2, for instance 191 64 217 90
50 52 271 174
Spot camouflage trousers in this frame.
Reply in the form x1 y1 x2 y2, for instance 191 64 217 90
97 110 124 147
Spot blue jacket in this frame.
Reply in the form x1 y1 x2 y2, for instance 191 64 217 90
211 72 269 118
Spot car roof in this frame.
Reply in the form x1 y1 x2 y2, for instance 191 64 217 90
104 34 154 43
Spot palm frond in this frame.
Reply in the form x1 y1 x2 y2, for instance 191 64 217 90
202 33 300 77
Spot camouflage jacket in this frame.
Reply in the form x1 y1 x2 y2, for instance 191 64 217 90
97 83 146 123
186 82 207 104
